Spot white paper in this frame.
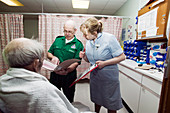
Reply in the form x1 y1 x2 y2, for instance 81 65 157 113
146 27 158 37
138 7 159 38
138 15 146 32
42 60 57 71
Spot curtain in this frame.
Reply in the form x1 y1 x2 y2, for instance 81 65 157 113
0 14 24 76
38 15 122 79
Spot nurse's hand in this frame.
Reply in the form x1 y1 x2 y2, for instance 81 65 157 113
79 51 89 62
51 56 60 65
79 51 85 58
96 60 106 69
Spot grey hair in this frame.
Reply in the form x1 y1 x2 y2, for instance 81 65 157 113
64 20 77 30
2 38 44 68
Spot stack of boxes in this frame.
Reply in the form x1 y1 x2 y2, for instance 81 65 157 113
123 40 167 68
123 40 147 63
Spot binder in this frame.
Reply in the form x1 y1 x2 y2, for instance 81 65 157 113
42 59 80 71
69 64 98 87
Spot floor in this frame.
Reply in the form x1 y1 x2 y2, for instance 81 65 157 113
74 82 129 113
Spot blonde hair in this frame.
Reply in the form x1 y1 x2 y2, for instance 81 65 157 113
80 18 103 34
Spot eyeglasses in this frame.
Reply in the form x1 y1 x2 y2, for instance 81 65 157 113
63 30 74 34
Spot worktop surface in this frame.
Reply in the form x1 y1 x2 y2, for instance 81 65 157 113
119 59 164 82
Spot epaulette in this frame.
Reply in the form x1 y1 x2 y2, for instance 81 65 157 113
76 38 82 43
56 36 64 38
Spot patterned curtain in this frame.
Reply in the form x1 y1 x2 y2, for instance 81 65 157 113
38 15 122 79
0 14 24 76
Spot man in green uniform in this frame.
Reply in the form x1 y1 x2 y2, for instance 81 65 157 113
47 20 83 103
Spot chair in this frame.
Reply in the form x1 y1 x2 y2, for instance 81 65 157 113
0 109 3 113
72 101 91 112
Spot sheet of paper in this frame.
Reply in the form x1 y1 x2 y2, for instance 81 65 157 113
138 7 158 38
42 60 57 71
146 27 158 37
138 15 146 32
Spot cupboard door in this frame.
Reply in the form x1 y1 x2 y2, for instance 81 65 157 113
119 64 142 83
138 87 160 113
142 76 162 95
119 72 141 113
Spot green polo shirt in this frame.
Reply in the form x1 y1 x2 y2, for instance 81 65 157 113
48 36 83 63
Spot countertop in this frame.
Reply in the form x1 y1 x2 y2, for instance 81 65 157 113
119 59 164 82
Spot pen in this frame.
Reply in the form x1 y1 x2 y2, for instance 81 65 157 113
83 48 86 52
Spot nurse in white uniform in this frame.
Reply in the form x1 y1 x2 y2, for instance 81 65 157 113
79 18 126 113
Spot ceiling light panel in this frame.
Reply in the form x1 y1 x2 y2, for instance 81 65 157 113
0 0 24 6
72 0 89 9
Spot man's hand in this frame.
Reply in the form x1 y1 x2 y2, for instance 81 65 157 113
54 69 68 75
51 56 60 65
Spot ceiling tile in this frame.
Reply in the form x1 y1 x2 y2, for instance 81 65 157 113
19 0 41 8
58 8 74 13
104 1 125 10
42 1 57 8
0 2 10 12
89 0 109 10
73 9 88 14
54 0 72 8
87 9 102 14
43 7 60 13
101 9 117 15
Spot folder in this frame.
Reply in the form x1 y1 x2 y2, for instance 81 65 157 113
69 64 98 87
42 59 80 71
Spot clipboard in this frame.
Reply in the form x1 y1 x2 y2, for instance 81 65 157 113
69 64 98 87
42 59 80 71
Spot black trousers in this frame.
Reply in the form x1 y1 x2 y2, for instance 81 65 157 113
50 71 77 103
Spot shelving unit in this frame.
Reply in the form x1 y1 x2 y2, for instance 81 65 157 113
123 40 147 62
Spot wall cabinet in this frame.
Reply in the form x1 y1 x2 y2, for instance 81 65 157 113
119 63 162 113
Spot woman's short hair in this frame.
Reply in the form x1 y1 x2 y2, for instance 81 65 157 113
80 17 103 34
2 38 44 68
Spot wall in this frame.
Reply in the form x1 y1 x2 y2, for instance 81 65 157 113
23 15 38 39
114 0 149 46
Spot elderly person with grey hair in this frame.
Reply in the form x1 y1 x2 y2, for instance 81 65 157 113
0 38 79 113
